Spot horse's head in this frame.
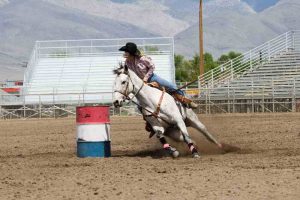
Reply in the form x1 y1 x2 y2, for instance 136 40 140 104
113 64 133 108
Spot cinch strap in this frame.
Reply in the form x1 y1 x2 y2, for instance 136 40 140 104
152 87 165 118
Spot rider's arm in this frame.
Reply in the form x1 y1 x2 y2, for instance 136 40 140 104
142 56 155 82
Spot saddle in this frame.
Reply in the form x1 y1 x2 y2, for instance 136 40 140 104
147 81 196 107
145 81 198 138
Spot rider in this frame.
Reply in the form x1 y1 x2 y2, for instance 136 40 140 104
118 42 198 108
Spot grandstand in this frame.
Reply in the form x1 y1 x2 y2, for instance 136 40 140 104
0 37 174 119
198 30 300 113
1 31 300 118
22 37 175 104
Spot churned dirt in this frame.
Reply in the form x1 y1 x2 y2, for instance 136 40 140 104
0 113 300 200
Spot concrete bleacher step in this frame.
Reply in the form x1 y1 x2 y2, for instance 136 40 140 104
205 49 300 99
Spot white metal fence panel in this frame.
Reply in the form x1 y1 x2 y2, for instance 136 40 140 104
23 37 174 104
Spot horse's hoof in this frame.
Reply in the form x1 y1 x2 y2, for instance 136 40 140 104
165 147 179 158
192 153 201 158
172 150 180 158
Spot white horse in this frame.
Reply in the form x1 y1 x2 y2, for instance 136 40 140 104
113 65 223 158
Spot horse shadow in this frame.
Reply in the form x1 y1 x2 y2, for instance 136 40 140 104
112 149 169 159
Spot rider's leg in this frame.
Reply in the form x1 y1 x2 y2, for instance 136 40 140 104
148 73 183 94
148 74 198 108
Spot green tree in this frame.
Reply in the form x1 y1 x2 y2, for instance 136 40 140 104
204 52 218 72
228 51 242 60
217 51 242 64
174 54 189 82
189 54 200 81
174 51 242 82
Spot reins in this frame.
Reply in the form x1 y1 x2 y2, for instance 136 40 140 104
174 78 199 93
114 73 169 123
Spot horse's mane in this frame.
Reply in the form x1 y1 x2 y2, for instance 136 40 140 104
113 63 128 75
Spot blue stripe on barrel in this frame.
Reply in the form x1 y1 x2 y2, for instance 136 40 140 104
77 141 111 158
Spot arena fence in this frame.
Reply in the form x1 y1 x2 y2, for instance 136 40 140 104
198 30 300 89
0 91 142 119
1 31 300 119
0 85 299 119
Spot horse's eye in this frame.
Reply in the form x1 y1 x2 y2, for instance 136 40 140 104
121 81 126 85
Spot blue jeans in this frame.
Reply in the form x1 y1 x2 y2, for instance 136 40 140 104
148 73 184 96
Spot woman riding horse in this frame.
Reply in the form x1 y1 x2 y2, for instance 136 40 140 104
119 42 198 108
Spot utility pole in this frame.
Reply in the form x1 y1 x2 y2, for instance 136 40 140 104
199 0 204 75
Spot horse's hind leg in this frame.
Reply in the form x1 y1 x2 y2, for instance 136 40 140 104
185 110 222 148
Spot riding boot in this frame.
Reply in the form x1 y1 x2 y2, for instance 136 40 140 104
173 94 198 109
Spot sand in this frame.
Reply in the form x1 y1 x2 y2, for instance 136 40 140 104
0 113 300 200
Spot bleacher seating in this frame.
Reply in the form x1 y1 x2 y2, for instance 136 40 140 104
22 38 174 104
203 50 300 100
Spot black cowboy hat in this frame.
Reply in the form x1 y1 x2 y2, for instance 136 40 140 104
119 42 141 56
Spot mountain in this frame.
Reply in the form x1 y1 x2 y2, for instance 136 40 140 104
175 0 300 57
0 0 157 81
0 0 299 81
45 0 190 36
241 0 280 12
204 0 256 16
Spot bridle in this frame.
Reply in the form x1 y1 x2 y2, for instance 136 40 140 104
114 72 144 101
113 72 168 122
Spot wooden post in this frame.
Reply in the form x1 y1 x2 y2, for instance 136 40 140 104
199 0 204 76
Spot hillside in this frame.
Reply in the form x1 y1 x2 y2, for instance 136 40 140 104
175 0 300 57
0 0 299 81
0 0 156 81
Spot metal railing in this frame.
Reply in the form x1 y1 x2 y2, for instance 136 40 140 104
198 30 300 89
197 83 300 114
24 37 174 78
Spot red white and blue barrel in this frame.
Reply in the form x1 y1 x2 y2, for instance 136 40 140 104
76 106 111 157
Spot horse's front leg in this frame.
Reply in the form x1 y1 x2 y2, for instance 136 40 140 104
145 117 179 158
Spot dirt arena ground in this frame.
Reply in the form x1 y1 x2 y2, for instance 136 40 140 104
0 113 300 200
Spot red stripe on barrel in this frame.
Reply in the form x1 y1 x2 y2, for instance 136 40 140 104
76 106 110 124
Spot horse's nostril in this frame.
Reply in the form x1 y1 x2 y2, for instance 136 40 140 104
113 100 120 107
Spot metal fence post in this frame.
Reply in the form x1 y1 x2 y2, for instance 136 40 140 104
23 98 25 119
250 50 252 70
211 70 214 86
251 81 254 113
292 31 295 50
268 41 271 62
39 95 42 119
205 85 208 114
208 87 211 114
231 60 234 79
262 87 265 113
292 78 296 112
272 78 275 112
286 32 288 51
233 89 236 113
227 82 230 113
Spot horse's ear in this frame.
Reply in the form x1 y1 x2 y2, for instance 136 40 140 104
113 69 119 75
